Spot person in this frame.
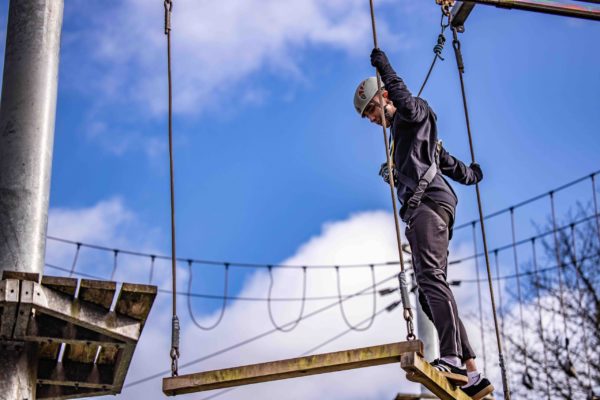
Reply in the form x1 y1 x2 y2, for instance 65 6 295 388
353 48 494 400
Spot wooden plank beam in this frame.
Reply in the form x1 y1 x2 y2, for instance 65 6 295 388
400 352 472 400
163 341 424 396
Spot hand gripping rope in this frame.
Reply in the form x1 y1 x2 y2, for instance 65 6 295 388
164 0 180 377
368 0 415 342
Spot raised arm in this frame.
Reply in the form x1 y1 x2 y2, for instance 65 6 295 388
438 145 483 185
370 48 428 123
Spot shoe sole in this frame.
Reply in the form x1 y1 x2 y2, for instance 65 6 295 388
469 384 495 400
438 371 468 386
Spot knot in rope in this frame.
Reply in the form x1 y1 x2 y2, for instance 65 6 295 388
433 33 446 60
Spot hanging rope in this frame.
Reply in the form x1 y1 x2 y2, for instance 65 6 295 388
592 173 600 242
68 242 81 277
417 9 451 97
450 25 510 399
530 238 551 400
149 255 156 284
509 209 533 389
569 225 594 396
549 192 576 382
187 261 229 330
335 265 377 331
267 266 307 332
471 223 487 377
164 0 179 378
368 0 415 342
110 249 119 281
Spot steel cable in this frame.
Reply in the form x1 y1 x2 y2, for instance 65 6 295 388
110 249 119 281
592 173 600 242
267 266 307 332
123 272 399 388
531 238 551 400
417 10 451 97
149 255 156 284
368 0 415 342
68 242 81 277
335 265 377 331
187 260 229 330
471 223 487 377
450 25 510 398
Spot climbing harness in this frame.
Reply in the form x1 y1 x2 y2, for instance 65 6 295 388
187 261 229 330
368 0 415 341
335 265 377 331
164 0 180 377
267 266 307 332
449 22 511 399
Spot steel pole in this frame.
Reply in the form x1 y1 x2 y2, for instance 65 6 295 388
463 0 600 21
0 0 64 398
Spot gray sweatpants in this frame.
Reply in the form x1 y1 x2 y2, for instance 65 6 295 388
405 204 476 361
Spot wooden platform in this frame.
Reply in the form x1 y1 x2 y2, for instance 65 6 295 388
163 341 424 396
0 272 156 399
163 339 481 400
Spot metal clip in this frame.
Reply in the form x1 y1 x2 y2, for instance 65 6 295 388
164 0 173 35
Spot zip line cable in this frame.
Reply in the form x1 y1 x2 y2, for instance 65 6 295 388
267 265 307 332
187 261 229 330
164 0 180 377
368 0 415 342
450 24 510 398
123 272 399 388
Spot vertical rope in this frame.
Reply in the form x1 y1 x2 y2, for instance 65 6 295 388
149 255 156 284
592 173 600 242
531 239 551 400
368 0 414 341
110 250 119 281
68 243 81 277
509 209 529 374
471 222 487 376
450 26 510 399
569 225 593 396
164 0 179 377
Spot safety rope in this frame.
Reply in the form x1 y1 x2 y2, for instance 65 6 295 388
335 265 377 331
68 242 81 277
148 255 156 284
569 225 594 397
549 192 575 384
368 0 415 341
187 260 229 330
110 249 119 281
592 173 600 242
471 223 487 377
417 6 451 97
509 209 534 389
267 266 307 332
164 0 180 377
450 25 511 399
530 238 551 400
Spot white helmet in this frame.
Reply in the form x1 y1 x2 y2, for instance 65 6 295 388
353 77 383 116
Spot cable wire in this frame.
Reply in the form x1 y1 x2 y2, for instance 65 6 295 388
531 238 551 400
110 249 119 281
335 265 377 331
68 242 81 277
451 25 510 398
187 260 229 330
267 266 307 332
471 222 487 377
123 272 399 388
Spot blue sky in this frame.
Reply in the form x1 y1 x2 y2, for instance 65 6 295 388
1 1 599 399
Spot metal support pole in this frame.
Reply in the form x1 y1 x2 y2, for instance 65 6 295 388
462 0 600 21
413 274 439 397
0 0 64 398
